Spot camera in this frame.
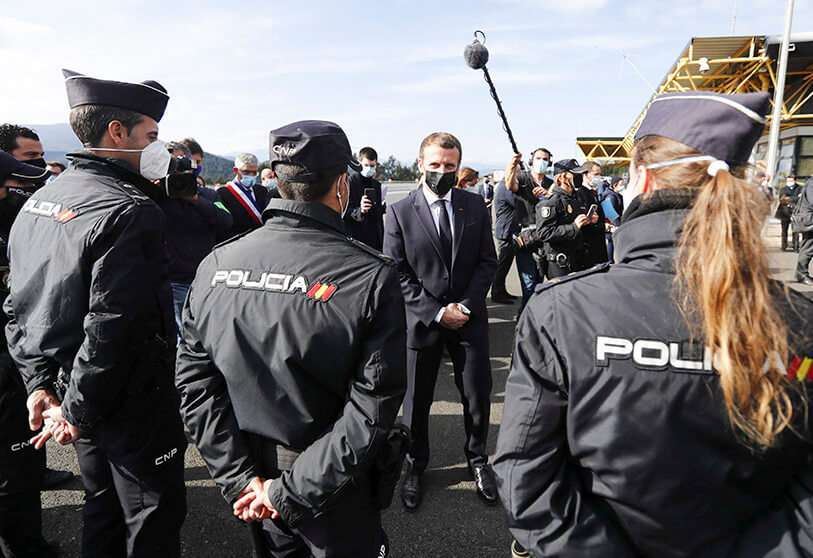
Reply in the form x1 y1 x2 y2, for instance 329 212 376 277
163 156 198 199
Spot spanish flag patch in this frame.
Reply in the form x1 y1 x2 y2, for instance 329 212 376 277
788 355 813 381
306 282 338 302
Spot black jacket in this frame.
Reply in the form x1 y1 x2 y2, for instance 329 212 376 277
515 171 552 228
575 185 609 265
344 169 385 250
776 184 803 220
494 190 813 558
158 189 233 283
4 153 179 432
175 199 407 526
520 186 590 270
383 187 497 349
215 181 270 238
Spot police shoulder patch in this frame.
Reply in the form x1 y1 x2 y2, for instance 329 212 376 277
534 262 611 294
539 206 552 219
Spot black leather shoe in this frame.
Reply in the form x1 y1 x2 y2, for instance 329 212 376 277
400 471 422 512
470 464 498 506
511 540 530 558
42 467 73 490
491 295 515 305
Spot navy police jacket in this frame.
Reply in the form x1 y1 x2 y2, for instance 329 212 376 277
175 199 407 527
495 189 813 557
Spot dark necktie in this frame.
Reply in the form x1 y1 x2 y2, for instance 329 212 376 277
436 199 453 271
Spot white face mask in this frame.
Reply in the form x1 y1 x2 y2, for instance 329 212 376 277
86 140 171 180
361 165 376 179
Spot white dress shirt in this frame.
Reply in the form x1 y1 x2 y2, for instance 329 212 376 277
421 185 455 242
420 185 469 322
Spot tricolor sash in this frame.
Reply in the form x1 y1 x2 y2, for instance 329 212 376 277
226 182 262 224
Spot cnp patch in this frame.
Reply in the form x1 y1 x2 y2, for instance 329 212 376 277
306 282 338 302
539 206 552 219
566 204 573 214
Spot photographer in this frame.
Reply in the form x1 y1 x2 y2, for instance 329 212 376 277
345 146 385 250
159 144 233 339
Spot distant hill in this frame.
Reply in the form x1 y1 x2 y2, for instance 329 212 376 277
26 123 235 184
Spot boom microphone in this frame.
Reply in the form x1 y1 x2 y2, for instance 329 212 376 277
463 30 524 167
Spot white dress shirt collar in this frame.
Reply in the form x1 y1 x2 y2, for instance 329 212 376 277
421 183 453 206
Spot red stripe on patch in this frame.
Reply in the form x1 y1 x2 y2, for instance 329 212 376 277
306 282 322 298
788 356 803 379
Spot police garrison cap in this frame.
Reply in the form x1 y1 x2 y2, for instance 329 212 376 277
269 120 361 182
0 151 50 183
62 69 169 122
634 91 770 165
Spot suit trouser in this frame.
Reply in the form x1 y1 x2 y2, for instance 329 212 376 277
74 427 186 558
781 219 799 250
491 239 515 297
797 232 813 278
404 330 492 473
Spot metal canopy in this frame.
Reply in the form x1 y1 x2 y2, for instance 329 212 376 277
577 34 813 163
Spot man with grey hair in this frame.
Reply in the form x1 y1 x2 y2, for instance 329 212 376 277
216 152 269 237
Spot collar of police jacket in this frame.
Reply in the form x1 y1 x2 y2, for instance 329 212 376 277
614 188 695 273
262 198 347 236
67 151 161 198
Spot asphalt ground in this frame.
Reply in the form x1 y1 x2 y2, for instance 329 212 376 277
39 185 812 557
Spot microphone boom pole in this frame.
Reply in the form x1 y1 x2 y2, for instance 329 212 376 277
464 30 525 169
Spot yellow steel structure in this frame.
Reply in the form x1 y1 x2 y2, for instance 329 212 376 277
578 35 813 163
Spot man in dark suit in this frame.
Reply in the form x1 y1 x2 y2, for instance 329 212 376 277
345 146 385 250
384 132 498 512
216 152 270 238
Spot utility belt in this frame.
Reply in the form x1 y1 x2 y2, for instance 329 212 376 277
247 424 411 511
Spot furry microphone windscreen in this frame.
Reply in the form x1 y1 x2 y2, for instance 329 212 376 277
464 41 489 70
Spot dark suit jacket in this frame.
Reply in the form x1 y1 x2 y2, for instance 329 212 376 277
384 187 498 349
216 182 270 238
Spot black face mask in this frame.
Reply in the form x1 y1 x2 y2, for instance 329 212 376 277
24 157 46 169
424 170 456 197
572 174 584 188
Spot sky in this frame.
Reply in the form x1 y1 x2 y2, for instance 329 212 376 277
1 0 811 169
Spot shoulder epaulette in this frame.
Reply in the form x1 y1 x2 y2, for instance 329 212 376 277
344 235 395 266
212 229 254 250
534 262 611 294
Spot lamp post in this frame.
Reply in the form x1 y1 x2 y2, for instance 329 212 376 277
765 0 795 180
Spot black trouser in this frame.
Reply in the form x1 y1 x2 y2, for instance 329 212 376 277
797 232 813 279
0 492 49 558
404 330 492 474
73 402 187 558
781 219 799 251
250 444 388 558
492 238 515 298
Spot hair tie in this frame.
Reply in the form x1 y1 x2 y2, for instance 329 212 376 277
707 160 729 177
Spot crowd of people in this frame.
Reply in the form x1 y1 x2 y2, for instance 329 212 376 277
0 68 812 558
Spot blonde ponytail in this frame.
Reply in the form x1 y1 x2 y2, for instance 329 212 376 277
633 135 795 448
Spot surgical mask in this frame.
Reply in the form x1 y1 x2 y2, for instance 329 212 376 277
86 140 171 180
193 163 204 177
240 174 257 188
532 159 549 174
591 177 604 189
264 178 278 190
361 165 376 179
424 170 456 197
